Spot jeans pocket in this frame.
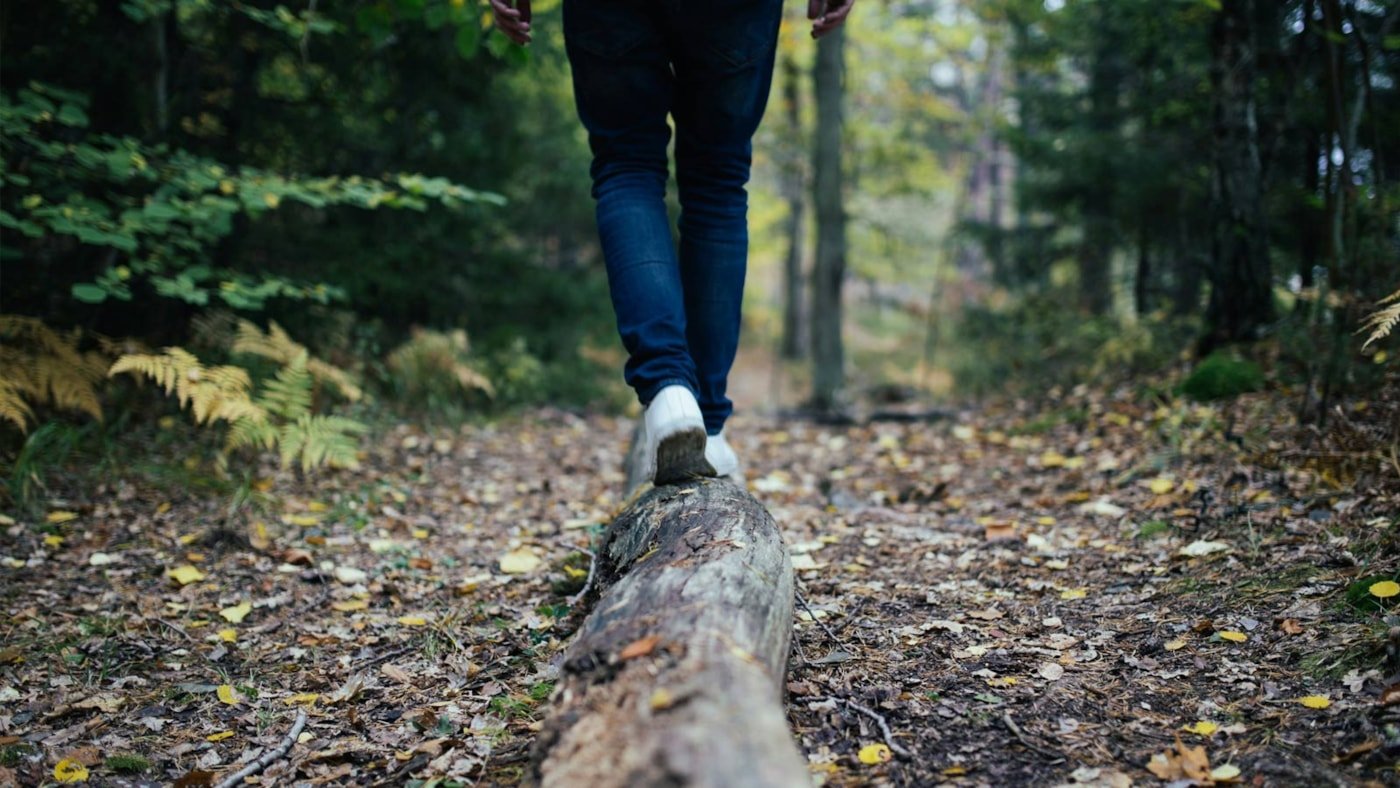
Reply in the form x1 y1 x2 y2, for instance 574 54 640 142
564 0 652 60
699 0 783 72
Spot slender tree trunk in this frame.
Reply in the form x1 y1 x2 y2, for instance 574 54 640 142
810 27 847 412
1079 6 1121 316
1135 220 1152 317
780 55 806 361
1205 0 1274 346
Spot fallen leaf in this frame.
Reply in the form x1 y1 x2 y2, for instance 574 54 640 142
858 743 892 764
1278 619 1304 635
1178 540 1231 557
1218 631 1247 643
1369 580 1399 599
219 602 251 624
167 565 206 586
1078 498 1126 517
334 566 369 585
1165 638 1188 651
87 552 120 566
1146 478 1175 494
206 731 235 742
285 514 319 526
397 616 428 626
46 511 79 524
1060 588 1088 600
217 629 237 643
285 692 319 706
44 534 64 548
1145 736 1211 781
499 547 542 575
1183 721 1218 735
331 599 369 612
790 554 820 571
1038 663 1064 681
53 758 88 783
1211 764 1242 781
1299 695 1331 709
216 685 238 705
620 634 661 660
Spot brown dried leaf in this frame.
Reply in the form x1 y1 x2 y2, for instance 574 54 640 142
619 634 661 660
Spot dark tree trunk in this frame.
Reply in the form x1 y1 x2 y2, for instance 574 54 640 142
1079 6 1122 316
810 27 847 412
779 55 806 361
1205 0 1274 346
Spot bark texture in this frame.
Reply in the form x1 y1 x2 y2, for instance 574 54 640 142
533 477 805 788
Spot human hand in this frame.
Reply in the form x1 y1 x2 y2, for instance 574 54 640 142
808 0 854 39
490 0 533 45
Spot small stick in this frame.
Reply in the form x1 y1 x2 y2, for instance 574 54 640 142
567 548 597 607
214 707 308 788
1001 710 1062 761
841 699 914 760
795 590 844 648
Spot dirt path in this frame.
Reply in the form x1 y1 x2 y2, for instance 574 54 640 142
2 392 1397 786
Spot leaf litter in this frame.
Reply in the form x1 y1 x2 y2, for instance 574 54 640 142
0 388 1397 785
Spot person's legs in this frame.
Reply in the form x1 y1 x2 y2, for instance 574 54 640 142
564 0 697 407
667 0 784 436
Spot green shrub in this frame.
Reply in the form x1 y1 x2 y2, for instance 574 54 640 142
1179 352 1264 401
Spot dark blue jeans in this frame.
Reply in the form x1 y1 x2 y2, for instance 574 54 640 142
564 0 783 435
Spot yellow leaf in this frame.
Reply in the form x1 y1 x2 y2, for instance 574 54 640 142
1060 588 1087 600
217 628 237 643
331 599 369 612
217 684 238 705
397 616 428 626
1183 721 1218 735
499 547 542 575
857 743 892 765
285 514 320 527
1368 580 1399 599
1165 638 1188 651
219 602 251 623
178 533 198 545
157 501 172 514
285 692 319 706
1039 451 1066 468
167 565 207 586
564 565 588 579
207 730 236 741
1036 516 1056 526
46 510 79 524
263 192 281 208
1218 631 1247 643
942 765 967 776
44 534 64 548
53 758 89 783
1299 695 1331 709
307 501 328 512
1147 478 1175 494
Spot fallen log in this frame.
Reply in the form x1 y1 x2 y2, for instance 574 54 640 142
532 477 806 787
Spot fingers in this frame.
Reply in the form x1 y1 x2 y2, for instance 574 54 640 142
807 0 824 20
812 0 854 38
489 0 532 44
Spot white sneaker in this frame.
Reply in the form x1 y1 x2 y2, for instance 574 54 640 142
705 429 743 483
642 385 715 484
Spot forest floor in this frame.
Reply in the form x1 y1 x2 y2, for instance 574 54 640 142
2 382 1399 787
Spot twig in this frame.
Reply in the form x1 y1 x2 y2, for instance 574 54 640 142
840 698 914 760
1001 710 1063 762
567 548 597 607
214 707 308 788
353 644 414 673
795 590 844 648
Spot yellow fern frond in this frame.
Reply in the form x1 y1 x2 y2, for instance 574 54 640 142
0 315 106 422
111 348 262 426
1361 288 1400 349
233 319 362 402
0 380 35 432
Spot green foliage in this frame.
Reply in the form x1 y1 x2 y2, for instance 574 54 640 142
1 83 500 311
1179 352 1264 402
104 753 151 774
2 421 93 514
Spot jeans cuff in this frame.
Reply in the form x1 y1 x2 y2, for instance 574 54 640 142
639 378 696 407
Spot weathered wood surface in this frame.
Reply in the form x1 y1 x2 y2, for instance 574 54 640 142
532 479 807 788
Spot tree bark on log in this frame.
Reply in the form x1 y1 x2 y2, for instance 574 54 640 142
531 476 806 787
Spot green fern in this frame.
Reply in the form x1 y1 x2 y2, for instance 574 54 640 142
1361 289 1400 349
277 415 367 471
255 353 314 420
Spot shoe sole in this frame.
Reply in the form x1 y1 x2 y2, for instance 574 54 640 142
653 426 716 485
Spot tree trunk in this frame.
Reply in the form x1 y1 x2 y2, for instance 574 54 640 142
1079 5 1121 316
780 55 806 361
810 27 847 412
1205 0 1274 346
532 471 805 787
